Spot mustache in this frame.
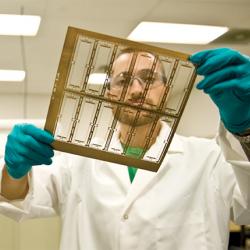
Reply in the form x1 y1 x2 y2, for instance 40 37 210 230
126 97 156 108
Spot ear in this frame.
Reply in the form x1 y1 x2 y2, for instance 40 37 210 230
105 88 118 101
105 89 120 102
105 88 111 98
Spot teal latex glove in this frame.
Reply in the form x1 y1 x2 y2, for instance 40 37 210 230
189 48 250 134
4 124 54 179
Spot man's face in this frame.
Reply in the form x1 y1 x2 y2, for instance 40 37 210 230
107 52 169 126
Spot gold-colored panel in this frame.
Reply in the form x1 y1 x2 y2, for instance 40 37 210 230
45 26 197 172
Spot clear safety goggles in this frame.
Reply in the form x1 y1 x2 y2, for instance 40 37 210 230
108 70 167 90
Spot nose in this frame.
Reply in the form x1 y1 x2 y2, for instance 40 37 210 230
129 77 144 94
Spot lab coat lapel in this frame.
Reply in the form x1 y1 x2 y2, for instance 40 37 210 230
121 167 156 214
122 125 184 213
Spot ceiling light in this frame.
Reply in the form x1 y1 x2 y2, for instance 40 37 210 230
0 14 41 36
88 73 107 84
128 22 229 44
0 70 25 81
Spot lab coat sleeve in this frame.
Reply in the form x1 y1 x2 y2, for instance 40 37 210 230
0 153 72 222
217 123 250 224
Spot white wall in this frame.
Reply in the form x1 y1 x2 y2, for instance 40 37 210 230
0 94 50 119
0 215 61 250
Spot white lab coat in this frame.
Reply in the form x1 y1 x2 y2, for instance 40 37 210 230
0 122 250 250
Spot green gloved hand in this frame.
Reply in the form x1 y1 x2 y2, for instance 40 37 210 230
4 124 54 179
189 48 250 134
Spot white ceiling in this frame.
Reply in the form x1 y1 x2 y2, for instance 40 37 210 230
0 0 249 94
0 0 249 137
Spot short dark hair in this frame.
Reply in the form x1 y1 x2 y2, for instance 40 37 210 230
115 48 166 77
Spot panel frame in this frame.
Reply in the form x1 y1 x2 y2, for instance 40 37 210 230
45 26 197 172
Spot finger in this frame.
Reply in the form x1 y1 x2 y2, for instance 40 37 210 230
20 134 54 158
16 143 53 166
7 129 54 159
5 143 52 170
21 124 54 144
189 48 248 69
189 48 231 64
19 157 52 167
196 64 250 90
196 50 244 75
203 78 250 97
8 155 51 169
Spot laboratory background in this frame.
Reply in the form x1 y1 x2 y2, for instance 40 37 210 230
0 0 250 249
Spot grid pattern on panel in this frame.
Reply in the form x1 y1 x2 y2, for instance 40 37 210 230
45 27 197 172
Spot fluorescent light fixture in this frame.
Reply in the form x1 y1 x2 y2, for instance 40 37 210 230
88 73 107 84
128 22 229 44
0 70 25 82
0 14 41 36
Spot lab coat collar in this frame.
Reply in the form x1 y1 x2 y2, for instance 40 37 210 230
110 121 184 214
110 120 184 155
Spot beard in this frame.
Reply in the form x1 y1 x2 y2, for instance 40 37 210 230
113 106 157 126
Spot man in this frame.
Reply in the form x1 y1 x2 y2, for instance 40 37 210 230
106 49 169 167
0 48 250 250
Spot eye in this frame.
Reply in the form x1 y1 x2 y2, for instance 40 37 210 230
116 78 126 86
141 75 156 84
112 75 128 87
